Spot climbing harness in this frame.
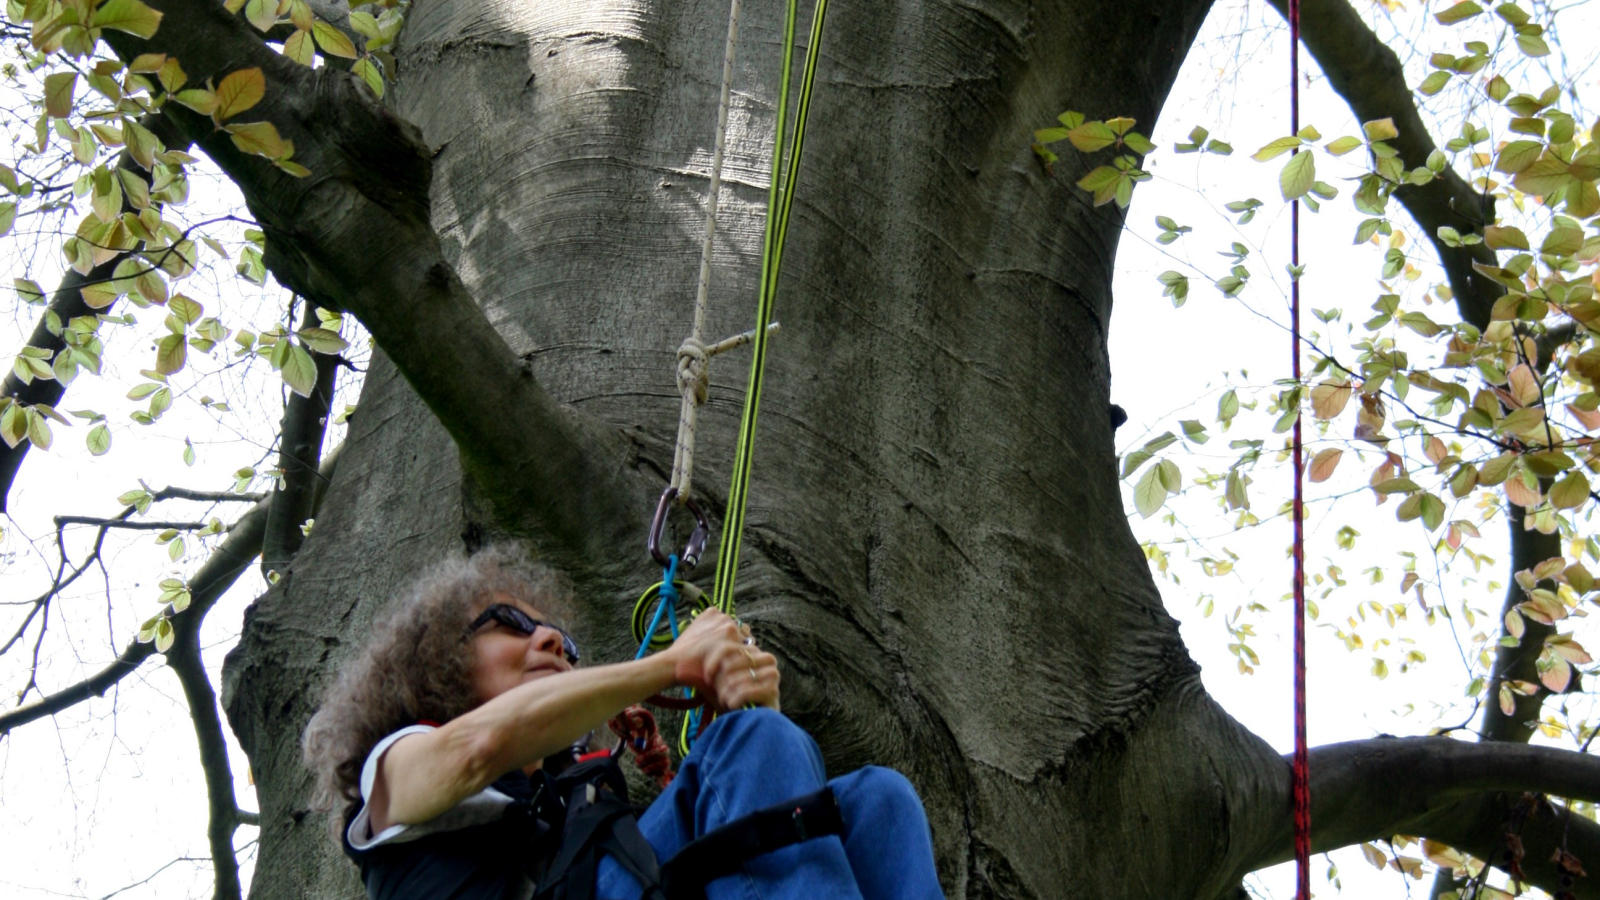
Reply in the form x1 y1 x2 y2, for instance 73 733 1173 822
532 748 845 900
1288 1 1311 897
628 0 831 760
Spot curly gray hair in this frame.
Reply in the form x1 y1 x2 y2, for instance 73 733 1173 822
301 543 575 841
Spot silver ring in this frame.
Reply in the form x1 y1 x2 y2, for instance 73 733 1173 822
743 636 756 646
749 667 759 680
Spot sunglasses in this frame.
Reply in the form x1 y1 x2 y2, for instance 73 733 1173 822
468 604 581 664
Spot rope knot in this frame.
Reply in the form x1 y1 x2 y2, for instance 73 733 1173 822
677 337 710 406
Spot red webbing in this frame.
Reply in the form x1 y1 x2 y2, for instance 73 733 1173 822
1289 0 1311 897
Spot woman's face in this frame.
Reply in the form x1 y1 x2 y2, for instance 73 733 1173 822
468 596 576 703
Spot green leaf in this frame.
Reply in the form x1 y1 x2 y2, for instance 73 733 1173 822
1218 389 1239 423
352 57 385 97
281 343 317 396
148 386 172 418
1417 71 1451 96
226 120 287 159
1279 151 1315 201
169 294 203 325
1157 270 1189 307
92 0 164 38
1122 448 1152 478
1156 459 1181 493
43 72 77 119
296 326 348 354
1133 464 1168 518
1362 118 1400 142
13 278 42 305
86 423 111 456
1494 141 1542 175
213 67 266 122
1434 1 1484 24
1325 135 1363 156
154 617 174 652
1252 135 1302 162
155 333 187 375
1374 477 1422 495
283 28 316 66
1123 132 1155 155
172 88 217 117
312 21 359 59
1515 32 1550 57
1550 471 1590 509
244 0 278 32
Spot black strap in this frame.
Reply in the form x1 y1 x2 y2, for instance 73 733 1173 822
658 788 844 900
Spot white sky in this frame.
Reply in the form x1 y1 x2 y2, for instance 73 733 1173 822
1 2 1598 900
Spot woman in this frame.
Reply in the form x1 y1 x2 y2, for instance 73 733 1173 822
303 544 944 900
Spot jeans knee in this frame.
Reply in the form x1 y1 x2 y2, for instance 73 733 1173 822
695 708 822 778
834 766 926 823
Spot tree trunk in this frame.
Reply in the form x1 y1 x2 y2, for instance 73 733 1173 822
212 1 1592 899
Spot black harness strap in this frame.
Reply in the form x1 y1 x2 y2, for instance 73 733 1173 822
535 753 845 900
657 788 845 900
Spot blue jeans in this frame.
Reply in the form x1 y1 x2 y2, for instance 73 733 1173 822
595 708 943 900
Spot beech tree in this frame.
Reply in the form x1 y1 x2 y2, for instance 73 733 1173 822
1 0 1598 899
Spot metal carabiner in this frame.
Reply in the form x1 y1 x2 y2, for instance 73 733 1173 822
648 486 711 569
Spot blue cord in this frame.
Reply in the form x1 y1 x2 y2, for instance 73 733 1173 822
635 555 680 660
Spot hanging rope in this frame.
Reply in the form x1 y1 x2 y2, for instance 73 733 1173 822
1288 0 1311 897
711 0 829 616
671 0 745 503
635 0 830 760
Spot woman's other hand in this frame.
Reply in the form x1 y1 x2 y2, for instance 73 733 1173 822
667 609 781 711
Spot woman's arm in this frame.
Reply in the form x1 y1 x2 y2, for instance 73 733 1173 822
370 610 778 831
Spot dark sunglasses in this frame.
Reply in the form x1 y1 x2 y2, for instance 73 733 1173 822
468 604 581 664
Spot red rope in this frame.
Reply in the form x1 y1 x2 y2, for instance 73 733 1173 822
1289 0 1311 897
609 705 676 788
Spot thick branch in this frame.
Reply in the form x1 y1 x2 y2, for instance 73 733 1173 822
101 0 637 570
1266 0 1502 329
260 300 337 579
0 114 190 513
1415 793 1600 900
0 493 270 735
1233 737 1600 897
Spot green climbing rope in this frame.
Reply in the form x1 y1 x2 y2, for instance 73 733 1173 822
710 0 830 617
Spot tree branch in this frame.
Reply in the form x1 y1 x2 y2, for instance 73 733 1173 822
1233 737 1600 898
0 492 270 735
100 0 638 570
1265 0 1503 330
260 300 337 579
52 517 213 531
1413 793 1600 900
0 113 191 513
166 607 243 900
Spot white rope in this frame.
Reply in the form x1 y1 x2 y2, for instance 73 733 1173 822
670 0 744 502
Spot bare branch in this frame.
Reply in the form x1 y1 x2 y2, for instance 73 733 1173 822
0 494 270 735
157 488 269 503
53 517 213 531
167 614 243 900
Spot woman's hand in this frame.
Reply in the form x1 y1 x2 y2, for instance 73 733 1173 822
666 609 781 712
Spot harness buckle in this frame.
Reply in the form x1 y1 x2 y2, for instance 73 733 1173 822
649 487 711 569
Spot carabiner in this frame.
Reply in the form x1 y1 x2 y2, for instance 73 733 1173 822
648 487 711 569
